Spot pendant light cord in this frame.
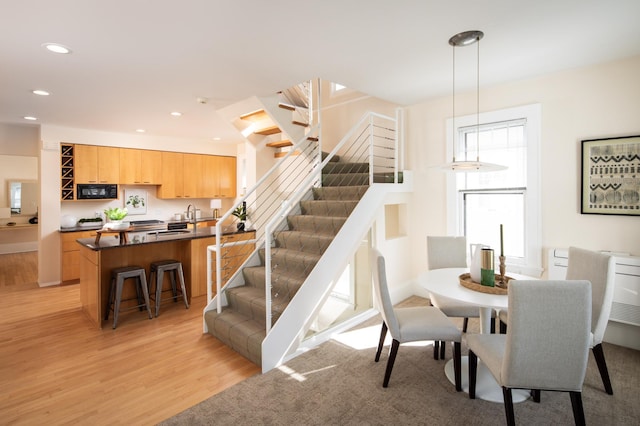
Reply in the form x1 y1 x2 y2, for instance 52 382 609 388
452 43 456 163
476 34 481 163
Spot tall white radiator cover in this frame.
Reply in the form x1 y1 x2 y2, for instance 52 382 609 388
548 248 640 327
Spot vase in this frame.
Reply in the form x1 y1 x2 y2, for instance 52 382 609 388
237 222 245 232
470 243 487 283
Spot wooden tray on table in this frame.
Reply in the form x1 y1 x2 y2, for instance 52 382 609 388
459 273 511 295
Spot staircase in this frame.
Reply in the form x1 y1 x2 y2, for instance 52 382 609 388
204 157 370 365
208 82 405 371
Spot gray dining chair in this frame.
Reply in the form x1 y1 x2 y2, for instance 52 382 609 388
427 236 494 359
467 280 592 426
497 246 616 395
371 248 462 390
566 246 616 395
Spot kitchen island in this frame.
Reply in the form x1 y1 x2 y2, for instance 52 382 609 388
76 226 255 328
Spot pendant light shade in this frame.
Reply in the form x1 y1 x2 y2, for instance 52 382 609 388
438 30 507 173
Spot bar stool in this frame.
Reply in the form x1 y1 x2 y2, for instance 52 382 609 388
105 266 153 329
149 259 189 317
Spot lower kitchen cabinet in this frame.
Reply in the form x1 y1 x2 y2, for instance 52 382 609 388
61 230 99 282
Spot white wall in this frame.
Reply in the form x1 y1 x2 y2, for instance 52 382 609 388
404 55 640 281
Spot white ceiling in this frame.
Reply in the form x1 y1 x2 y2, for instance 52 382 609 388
1 0 639 142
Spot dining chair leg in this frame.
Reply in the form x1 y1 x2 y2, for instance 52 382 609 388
468 350 477 399
502 387 516 426
433 340 439 360
440 340 445 359
375 322 388 362
462 317 469 332
592 344 613 395
453 341 462 391
570 391 586 426
382 339 400 388
499 320 507 334
531 389 541 402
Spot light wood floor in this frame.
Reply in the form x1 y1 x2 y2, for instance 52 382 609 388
0 252 261 425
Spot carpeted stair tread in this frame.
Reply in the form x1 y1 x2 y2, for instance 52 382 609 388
322 162 369 174
226 286 290 325
258 248 322 277
322 173 369 187
242 266 306 299
204 309 266 365
286 215 346 235
274 230 334 254
312 185 368 201
300 200 359 217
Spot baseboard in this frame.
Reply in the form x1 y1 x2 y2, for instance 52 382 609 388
604 321 640 351
0 242 37 254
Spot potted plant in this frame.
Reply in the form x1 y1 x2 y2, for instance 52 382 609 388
232 202 247 231
104 207 128 229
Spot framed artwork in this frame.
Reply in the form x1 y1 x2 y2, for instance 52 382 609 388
581 135 640 216
124 189 147 215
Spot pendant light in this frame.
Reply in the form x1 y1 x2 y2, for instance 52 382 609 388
439 30 507 172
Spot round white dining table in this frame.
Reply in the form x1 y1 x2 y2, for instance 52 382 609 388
417 267 534 403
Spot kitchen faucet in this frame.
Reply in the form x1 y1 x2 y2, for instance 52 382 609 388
186 204 197 233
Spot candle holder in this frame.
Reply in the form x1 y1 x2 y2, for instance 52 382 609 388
498 255 507 287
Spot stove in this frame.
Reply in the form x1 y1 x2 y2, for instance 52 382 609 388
129 219 165 226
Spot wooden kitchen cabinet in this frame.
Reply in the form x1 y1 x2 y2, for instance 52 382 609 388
119 148 162 184
157 152 185 198
61 230 98 282
203 155 237 198
183 153 203 198
190 231 255 297
157 152 202 198
75 145 120 184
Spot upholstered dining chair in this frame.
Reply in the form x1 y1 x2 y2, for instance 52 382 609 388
371 248 462 390
427 236 494 359
497 246 616 395
467 280 592 426
566 246 616 395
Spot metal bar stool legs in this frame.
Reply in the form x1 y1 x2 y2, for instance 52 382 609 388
105 266 153 329
149 260 189 317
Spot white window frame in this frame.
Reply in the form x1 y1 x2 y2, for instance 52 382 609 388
446 103 543 277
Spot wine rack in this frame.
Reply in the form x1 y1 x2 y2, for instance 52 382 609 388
61 143 75 200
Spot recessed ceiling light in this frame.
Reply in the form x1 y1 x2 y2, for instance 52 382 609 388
136 129 146 133
212 137 221 141
32 89 50 96
23 116 37 121
42 43 72 54
171 111 182 117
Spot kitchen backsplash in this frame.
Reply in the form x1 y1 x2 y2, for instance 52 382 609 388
60 185 234 224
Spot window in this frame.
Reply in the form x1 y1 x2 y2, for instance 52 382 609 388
446 104 542 276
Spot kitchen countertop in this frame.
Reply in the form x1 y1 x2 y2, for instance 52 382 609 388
59 216 218 233
76 225 253 251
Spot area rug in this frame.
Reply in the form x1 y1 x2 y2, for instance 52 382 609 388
161 316 639 425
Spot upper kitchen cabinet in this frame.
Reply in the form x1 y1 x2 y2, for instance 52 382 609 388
203 155 237 198
75 145 120 184
119 148 162 185
158 153 235 199
157 152 204 198
157 151 185 199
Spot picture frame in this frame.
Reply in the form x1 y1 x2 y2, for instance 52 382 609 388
124 189 147 215
581 135 640 216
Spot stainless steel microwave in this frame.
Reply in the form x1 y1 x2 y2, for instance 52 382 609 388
77 184 118 200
